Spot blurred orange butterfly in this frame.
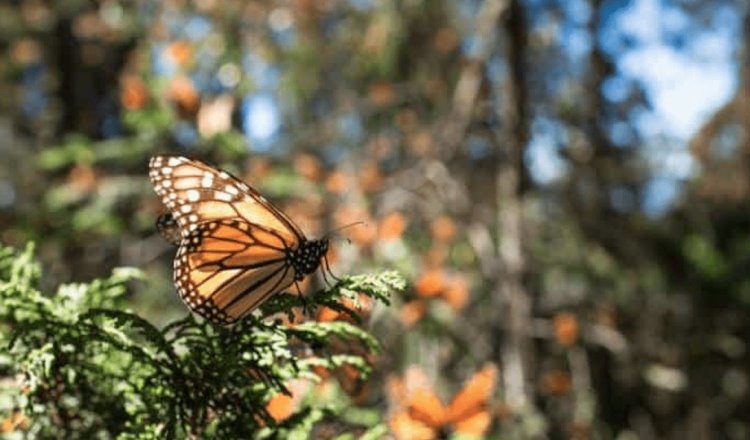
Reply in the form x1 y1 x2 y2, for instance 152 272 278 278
149 155 332 325
388 365 497 440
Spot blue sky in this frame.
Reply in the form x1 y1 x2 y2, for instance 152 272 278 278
617 0 736 140
619 0 737 215
234 0 738 215
528 0 738 216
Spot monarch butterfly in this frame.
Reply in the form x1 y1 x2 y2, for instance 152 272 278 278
149 155 331 325
387 365 497 439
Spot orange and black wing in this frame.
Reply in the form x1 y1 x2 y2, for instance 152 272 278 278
148 155 306 324
174 219 297 324
445 365 497 436
389 411 438 440
148 155 305 243
390 387 445 440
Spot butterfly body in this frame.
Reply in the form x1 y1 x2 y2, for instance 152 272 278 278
149 155 330 325
288 239 329 281
156 213 182 246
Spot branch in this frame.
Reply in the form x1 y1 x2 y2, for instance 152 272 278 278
438 0 510 158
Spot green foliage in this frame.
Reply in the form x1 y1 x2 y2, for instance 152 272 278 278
683 234 728 280
0 243 403 438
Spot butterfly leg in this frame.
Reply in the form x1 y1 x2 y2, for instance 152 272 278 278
323 254 341 284
321 262 331 287
295 280 312 316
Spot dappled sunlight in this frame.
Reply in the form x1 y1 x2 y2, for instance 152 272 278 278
0 0 748 437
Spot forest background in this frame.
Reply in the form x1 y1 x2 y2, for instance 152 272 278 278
1 0 749 438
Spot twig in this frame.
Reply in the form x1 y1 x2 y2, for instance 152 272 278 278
439 0 510 158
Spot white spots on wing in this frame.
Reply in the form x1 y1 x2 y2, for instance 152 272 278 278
215 192 232 202
201 174 214 188
186 189 200 202
150 155 294 326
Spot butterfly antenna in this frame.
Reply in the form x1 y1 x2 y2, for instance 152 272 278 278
323 221 367 240
318 221 359 288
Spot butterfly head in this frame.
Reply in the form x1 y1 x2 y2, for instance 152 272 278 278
289 239 329 280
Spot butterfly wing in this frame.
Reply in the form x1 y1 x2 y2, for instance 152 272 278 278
148 155 306 243
386 368 443 440
445 365 497 436
175 219 297 324
149 155 308 324
450 411 492 438
407 388 447 430
389 412 437 440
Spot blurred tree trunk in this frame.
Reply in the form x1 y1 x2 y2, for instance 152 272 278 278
55 17 77 136
742 10 750 150
437 0 535 415
439 0 508 159
496 0 533 412
562 0 645 264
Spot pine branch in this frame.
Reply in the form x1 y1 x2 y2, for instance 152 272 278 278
0 243 403 438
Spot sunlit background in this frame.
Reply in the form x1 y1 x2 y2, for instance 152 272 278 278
1 0 749 437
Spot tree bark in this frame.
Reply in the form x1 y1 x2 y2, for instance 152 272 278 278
496 0 533 410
